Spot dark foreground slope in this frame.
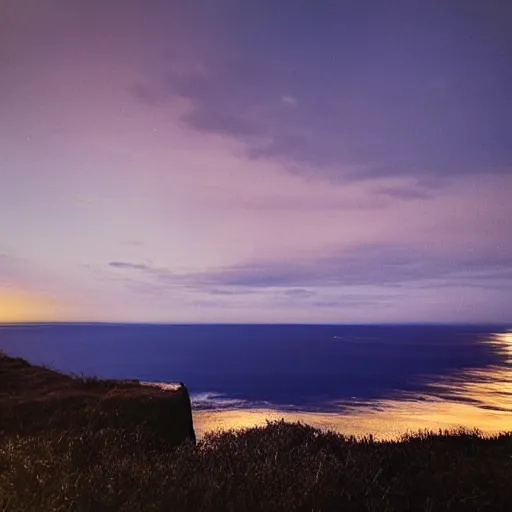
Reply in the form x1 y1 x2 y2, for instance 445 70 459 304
0 352 195 443
1 353 511 511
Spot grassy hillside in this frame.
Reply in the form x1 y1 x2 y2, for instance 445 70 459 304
0 352 195 443
1 352 511 511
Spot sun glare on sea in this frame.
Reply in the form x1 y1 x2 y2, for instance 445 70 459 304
194 330 512 440
489 331 512 364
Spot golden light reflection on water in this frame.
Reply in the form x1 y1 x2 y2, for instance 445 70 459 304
194 330 512 440
488 331 512 363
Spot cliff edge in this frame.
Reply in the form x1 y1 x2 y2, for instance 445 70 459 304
0 352 195 445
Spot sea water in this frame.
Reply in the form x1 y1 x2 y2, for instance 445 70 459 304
1 323 510 438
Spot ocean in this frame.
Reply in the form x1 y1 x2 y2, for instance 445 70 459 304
1 323 510 438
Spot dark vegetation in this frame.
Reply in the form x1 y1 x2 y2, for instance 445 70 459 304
1 352 511 511
0 352 195 444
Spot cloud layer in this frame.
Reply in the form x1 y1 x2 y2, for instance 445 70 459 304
0 0 510 322
134 0 512 181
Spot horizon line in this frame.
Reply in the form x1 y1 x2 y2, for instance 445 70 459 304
0 321 510 327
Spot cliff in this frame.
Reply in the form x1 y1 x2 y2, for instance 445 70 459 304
0 352 195 445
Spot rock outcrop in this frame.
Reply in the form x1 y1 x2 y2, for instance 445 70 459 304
0 352 195 445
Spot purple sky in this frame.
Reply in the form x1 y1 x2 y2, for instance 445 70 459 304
0 0 511 322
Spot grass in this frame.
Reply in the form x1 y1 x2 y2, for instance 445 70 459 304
0 352 195 443
1 352 511 511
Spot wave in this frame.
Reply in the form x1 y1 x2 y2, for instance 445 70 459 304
191 392 250 410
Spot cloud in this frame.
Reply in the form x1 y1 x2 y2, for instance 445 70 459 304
185 248 511 290
220 192 389 212
374 186 433 201
119 240 144 248
281 95 297 107
208 288 256 296
132 1 512 182
130 82 170 106
106 244 512 294
183 108 262 139
109 261 150 271
310 294 394 309
283 288 316 299
71 195 97 206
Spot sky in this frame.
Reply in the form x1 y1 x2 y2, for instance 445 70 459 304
0 0 511 323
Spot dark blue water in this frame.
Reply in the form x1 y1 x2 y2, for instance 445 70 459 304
1 323 510 413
